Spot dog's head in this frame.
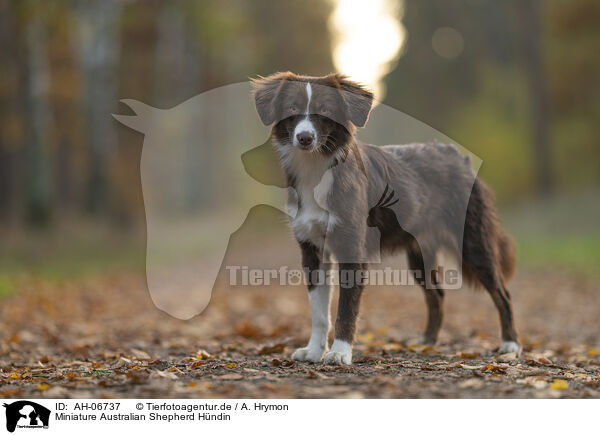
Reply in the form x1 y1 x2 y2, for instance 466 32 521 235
252 72 374 155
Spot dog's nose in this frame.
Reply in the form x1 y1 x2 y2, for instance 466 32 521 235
296 131 314 147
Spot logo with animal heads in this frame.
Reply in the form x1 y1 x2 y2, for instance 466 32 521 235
3 401 50 432
113 81 481 318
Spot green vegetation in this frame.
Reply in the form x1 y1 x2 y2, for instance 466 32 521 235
0 222 145 297
502 188 600 275
515 234 600 273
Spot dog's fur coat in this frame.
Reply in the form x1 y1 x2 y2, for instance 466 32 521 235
252 72 519 365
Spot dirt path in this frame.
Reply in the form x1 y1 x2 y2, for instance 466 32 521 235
1 269 599 398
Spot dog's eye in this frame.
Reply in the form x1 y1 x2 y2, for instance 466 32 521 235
320 107 330 115
289 105 299 113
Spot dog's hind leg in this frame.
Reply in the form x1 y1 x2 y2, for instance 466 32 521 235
465 256 519 353
488 283 519 353
407 243 444 346
463 179 520 354
291 241 332 362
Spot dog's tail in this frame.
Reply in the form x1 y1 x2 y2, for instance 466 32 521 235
499 232 516 282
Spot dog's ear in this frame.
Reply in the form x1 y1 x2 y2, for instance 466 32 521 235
335 75 374 128
251 72 292 125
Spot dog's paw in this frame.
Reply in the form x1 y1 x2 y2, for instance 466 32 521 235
498 340 521 354
291 345 326 362
416 337 437 346
323 340 352 365
323 350 351 365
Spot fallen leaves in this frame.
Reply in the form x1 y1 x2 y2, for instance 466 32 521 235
36 383 51 391
215 373 243 380
496 352 518 362
148 360 170 371
458 351 481 359
458 378 485 390
190 360 206 369
408 343 435 354
195 349 212 360
234 321 263 339
307 370 330 379
456 363 483 370
130 349 151 360
152 370 178 380
258 343 286 355
381 342 404 352
549 379 569 390
356 332 375 343
0 388 24 398
481 364 507 375
0 271 598 399
271 359 295 368
517 377 549 389
525 354 554 367
7 334 20 344
220 363 238 369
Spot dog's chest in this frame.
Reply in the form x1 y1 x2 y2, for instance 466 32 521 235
289 164 335 246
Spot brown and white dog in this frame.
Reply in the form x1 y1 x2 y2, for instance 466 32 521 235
252 72 519 365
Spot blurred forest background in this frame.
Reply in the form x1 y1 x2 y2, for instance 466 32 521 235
0 0 599 293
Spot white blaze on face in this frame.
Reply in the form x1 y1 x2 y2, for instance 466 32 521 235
293 83 317 149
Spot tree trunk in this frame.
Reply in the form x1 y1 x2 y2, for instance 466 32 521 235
72 0 122 214
0 1 14 220
516 0 554 195
23 5 52 226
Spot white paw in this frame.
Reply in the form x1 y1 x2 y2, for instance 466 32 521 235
323 350 352 365
323 340 352 365
416 337 436 346
291 345 326 362
499 340 521 354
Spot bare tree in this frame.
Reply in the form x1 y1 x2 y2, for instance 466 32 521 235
23 4 52 225
153 1 203 209
72 0 122 213
515 0 555 195
0 0 18 220
153 0 188 106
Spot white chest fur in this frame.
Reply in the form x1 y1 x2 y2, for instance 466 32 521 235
278 146 336 246
292 169 334 245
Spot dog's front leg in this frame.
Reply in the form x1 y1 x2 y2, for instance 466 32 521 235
324 263 365 365
292 242 332 362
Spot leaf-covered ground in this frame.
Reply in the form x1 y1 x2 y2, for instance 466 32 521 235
1 268 599 398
